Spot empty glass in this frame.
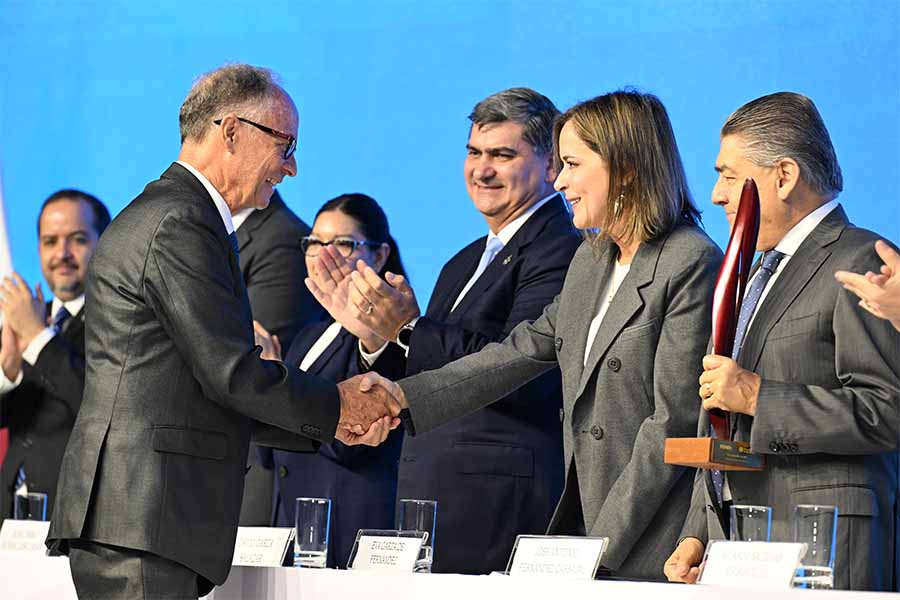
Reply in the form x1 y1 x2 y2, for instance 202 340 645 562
730 504 772 542
792 504 838 589
397 499 437 573
294 497 331 568
13 492 48 521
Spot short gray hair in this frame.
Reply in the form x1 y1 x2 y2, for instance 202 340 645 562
179 64 283 143
468 87 559 157
722 92 842 198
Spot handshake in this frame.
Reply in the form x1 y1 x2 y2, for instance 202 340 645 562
334 373 408 446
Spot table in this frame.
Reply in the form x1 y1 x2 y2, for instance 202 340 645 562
2 553 894 599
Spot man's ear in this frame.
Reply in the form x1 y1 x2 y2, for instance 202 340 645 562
544 152 559 183
775 157 800 200
218 113 239 153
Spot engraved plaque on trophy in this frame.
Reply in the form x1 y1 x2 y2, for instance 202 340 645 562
664 178 764 471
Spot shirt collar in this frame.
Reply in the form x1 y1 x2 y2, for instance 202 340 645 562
52 294 85 319
232 208 256 231
773 199 840 257
490 192 557 247
176 160 235 234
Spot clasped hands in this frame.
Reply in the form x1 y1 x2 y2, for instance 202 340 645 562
334 373 408 446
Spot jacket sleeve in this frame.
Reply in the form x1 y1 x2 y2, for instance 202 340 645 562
23 334 85 417
144 209 340 446
587 246 721 570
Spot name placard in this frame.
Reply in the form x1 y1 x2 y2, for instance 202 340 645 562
231 527 294 567
0 519 51 554
507 535 608 579
699 541 805 588
348 530 427 571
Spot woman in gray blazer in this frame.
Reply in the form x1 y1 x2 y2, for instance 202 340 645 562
358 90 723 580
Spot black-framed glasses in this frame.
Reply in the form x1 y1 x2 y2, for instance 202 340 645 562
301 236 377 257
213 117 297 160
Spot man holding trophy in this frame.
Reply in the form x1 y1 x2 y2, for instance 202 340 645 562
664 92 900 591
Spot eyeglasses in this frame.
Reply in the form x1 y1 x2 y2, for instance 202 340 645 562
301 236 378 257
213 116 297 160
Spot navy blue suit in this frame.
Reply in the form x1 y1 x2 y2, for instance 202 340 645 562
398 196 581 574
259 321 405 568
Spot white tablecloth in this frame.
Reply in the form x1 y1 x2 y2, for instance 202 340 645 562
2 553 895 600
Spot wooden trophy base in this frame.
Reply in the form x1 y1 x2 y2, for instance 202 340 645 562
664 438 764 471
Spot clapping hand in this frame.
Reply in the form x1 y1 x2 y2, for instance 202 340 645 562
835 240 900 332
0 273 47 351
305 245 387 351
253 320 282 361
347 262 420 343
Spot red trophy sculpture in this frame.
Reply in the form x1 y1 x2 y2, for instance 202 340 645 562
664 179 764 471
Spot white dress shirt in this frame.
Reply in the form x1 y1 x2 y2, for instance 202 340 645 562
176 160 235 234
583 260 631 365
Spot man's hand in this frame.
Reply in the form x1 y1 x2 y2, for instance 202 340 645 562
348 263 420 343
0 274 47 349
698 354 761 416
334 415 395 447
305 246 387 351
0 323 22 381
663 537 705 583
337 373 403 435
253 320 282 361
835 240 900 332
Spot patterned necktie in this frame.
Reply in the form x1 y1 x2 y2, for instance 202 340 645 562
450 235 504 312
228 231 241 266
51 306 71 333
711 249 786 506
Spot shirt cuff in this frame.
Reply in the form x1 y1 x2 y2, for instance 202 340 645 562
358 340 389 369
22 327 56 366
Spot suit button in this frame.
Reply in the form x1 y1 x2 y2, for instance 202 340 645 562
278 466 289 478
607 357 621 372
555 338 563 351
769 441 779 453
590 425 604 440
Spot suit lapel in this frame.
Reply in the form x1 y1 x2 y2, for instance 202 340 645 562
739 207 848 372
430 242 483 321
575 237 660 400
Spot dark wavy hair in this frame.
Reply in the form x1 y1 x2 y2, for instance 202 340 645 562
315 193 407 279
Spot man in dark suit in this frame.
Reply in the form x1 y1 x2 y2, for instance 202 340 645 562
340 88 581 574
46 64 398 599
664 92 900 591
0 189 110 520
233 190 325 526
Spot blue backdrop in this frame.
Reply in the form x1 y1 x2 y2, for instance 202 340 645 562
1 0 897 298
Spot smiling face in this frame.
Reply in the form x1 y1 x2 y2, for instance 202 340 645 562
305 209 387 277
464 121 555 232
554 121 612 231
38 198 100 301
228 94 299 211
712 134 791 251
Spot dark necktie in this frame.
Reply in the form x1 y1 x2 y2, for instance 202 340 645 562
51 306 71 333
711 249 786 505
228 231 241 266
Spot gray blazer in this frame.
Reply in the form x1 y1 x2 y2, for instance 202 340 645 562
402 223 722 580
47 164 341 587
679 206 900 592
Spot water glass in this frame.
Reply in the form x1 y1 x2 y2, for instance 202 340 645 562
792 504 837 589
294 497 331 568
13 492 48 521
398 499 437 573
730 504 772 542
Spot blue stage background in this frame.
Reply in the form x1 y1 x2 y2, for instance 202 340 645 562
1 0 897 298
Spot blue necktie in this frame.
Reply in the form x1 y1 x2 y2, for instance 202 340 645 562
451 235 504 312
51 306 71 333
711 250 786 505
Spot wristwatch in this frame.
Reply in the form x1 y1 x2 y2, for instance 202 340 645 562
396 320 416 353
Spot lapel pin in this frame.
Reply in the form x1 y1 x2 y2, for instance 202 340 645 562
502 255 512 265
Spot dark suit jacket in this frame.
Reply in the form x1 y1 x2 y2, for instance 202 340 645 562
680 206 900 591
398 196 580 574
259 321 405 568
47 163 341 586
1 305 86 519
237 191 324 527
401 223 722 580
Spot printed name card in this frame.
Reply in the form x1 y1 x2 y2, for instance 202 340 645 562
349 530 427 571
699 541 805 588
231 527 294 567
507 535 608 579
0 519 51 554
